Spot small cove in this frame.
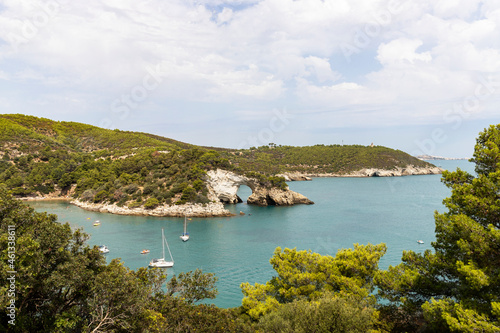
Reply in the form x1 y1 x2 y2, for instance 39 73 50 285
29 159 473 308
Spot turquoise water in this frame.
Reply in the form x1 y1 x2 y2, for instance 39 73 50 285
29 160 474 308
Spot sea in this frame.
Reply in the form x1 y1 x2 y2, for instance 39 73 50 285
28 159 474 309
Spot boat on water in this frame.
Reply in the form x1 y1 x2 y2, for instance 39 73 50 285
417 240 424 244
180 215 189 242
98 245 109 253
141 249 150 254
93 220 101 226
149 229 174 268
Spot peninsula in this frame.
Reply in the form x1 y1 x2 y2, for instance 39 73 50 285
0 114 441 217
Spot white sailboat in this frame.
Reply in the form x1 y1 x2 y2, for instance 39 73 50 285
180 215 190 242
149 229 174 268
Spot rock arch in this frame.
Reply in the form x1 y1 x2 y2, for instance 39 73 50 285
205 169 314 206
205 169 257 204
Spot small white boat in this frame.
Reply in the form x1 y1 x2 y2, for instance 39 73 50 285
98 245 109 253
141 249 150 254
417 240 424 244
180 216 189 242
93 220 101 226
149 229 174 268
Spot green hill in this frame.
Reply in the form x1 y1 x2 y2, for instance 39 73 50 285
221 144 433 175
0 114 436 207
0 114 192 153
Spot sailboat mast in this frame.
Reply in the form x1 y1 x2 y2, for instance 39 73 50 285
166 235 174 262
161 228 165 259
184 216 187 234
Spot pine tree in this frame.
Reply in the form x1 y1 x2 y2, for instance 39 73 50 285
376 125 500 332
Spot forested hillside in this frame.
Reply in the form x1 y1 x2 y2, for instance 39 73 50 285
1 118 498 331
0 114 435 208
221 143 433 175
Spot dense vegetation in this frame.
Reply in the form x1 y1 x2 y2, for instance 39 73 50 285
0 187 250 332
0 115 276 206
0 114 435 209
1 123 500 332
221 143 433 175
375 124 500 332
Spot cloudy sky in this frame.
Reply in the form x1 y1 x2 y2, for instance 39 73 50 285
1 0 499 157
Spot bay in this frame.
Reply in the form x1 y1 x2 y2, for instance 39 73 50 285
28 159 474 308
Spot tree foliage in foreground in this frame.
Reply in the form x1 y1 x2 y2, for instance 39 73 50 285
240 244 387 321
376 125 500 332
257 293 380 333
0 186 240 332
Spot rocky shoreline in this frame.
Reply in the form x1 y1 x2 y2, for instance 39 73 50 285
23 166 439 218
72 200 235 218
278 165 443 180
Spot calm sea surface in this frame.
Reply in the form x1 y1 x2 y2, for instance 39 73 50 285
29 160 474 308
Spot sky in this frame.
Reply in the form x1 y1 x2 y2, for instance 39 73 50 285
1 0 500 158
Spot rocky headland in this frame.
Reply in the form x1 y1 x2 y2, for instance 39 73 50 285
67 169 315 217
72 199 234 218
22 166 440 217
205 169 314 206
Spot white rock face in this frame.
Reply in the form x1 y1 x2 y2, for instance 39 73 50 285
282 165 443 179
340 165 444 177
206 169 314 206
205 169 255 203
72 200 233 217
64 165 438 217
70 169 314 217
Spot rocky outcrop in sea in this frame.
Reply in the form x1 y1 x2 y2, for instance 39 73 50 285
205 169 314 206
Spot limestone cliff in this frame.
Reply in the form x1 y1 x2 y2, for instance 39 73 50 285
205 169 314 206
72 200 233 217
205 169 254 204
247 187 314 206
278 165 443 180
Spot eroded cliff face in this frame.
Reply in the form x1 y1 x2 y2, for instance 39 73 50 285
247 187 314 206
72 200 233 217
205 169 314 206
205 169 255 204
277 165 443 179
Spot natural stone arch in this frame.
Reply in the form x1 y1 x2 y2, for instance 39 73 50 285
205 169 257 204
235 184 253 203
205 169 314 206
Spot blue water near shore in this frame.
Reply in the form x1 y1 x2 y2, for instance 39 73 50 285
29 160 474 308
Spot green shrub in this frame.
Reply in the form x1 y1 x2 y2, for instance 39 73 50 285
142 183 157 195
258 294 378 333
81 189 96 202
124 183 139 194
93 190 109 203
127 201 142 209
144 197 160 209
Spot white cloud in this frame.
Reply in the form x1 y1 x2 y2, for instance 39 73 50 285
217 7 233 24
0 0 499 150
432 0 482 19
377 38 432 65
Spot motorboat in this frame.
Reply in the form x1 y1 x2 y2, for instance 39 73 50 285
98 245 109 253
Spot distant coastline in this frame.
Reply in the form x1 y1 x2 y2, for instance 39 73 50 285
278 165 443 181
416 155 470 161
